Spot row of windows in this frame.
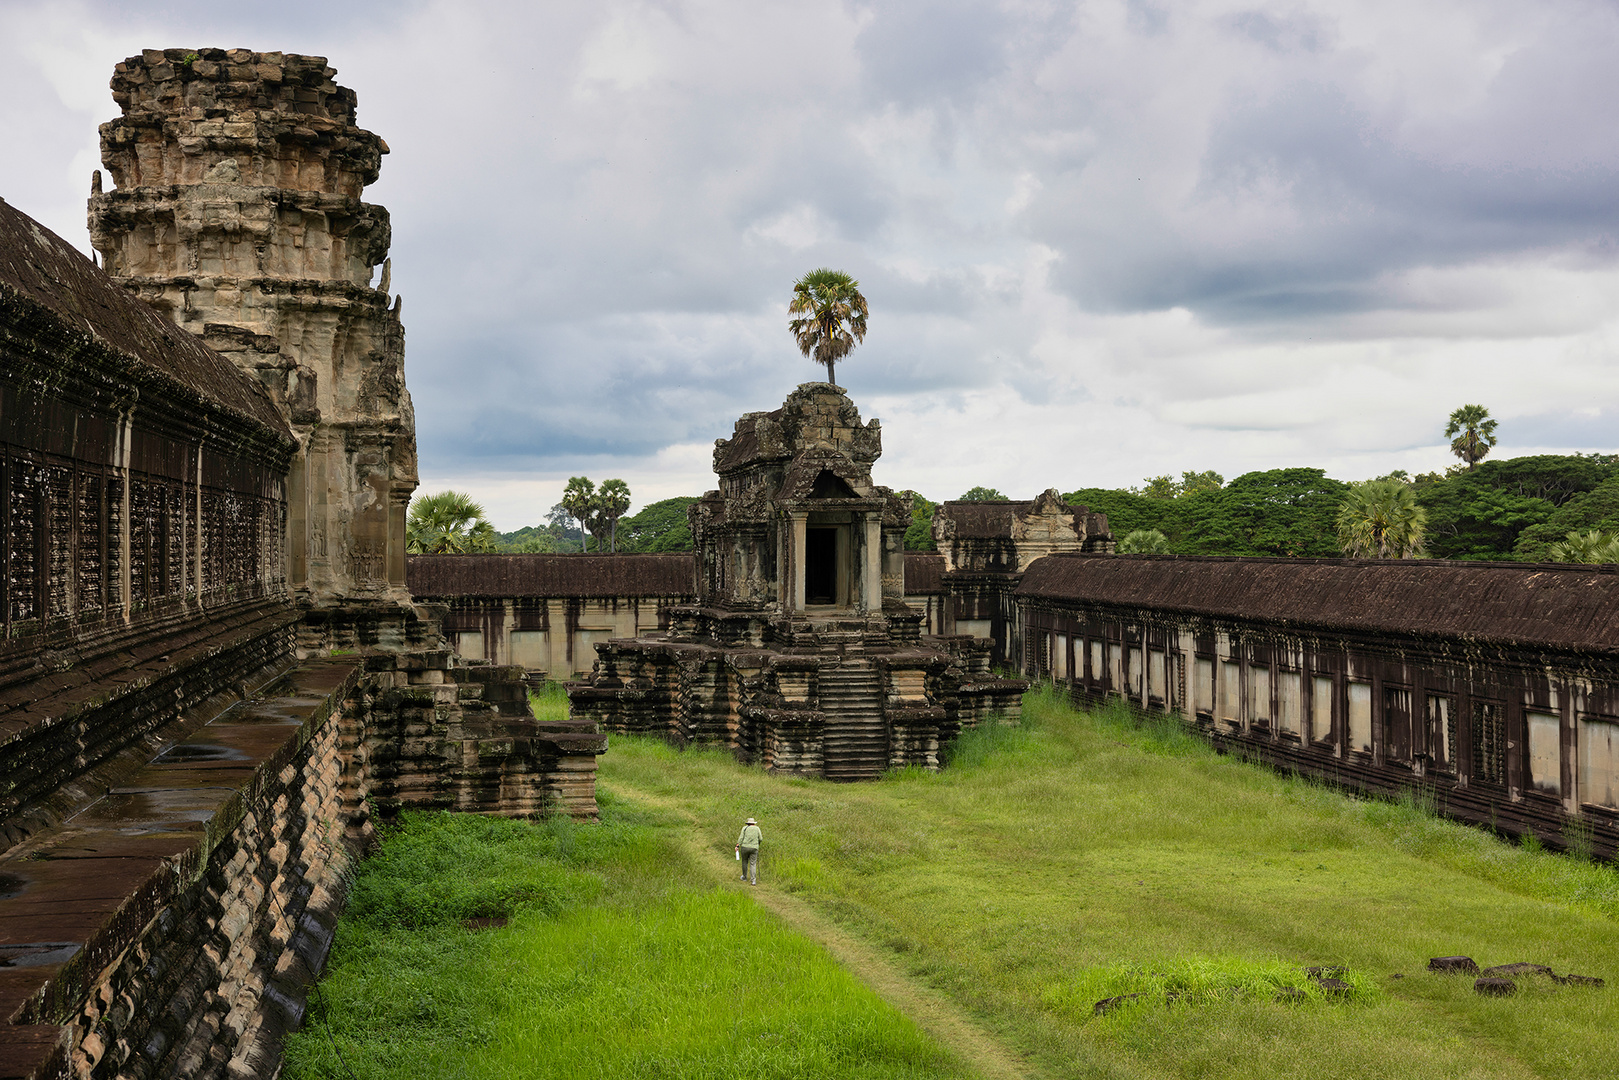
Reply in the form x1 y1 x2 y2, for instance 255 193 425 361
1032 629 1619 810
2 449 284 634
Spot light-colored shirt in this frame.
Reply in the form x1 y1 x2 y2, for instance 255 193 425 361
737 824 762 849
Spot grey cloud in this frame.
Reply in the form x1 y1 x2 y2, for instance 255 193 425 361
854 0 1015 105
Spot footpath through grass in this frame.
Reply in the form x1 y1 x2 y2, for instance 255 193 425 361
284 803 970 1079
600 688 1619 1080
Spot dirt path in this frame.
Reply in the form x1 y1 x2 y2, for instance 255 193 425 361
603 778 1039 1080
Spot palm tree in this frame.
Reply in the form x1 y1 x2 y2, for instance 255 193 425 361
592 479 632 553
1445 404 1498 470
1336 480 1427 559
788 268 868 388
561 476 595 552
1117 528 1172 554
406 491 497 554
1547 529 1619 564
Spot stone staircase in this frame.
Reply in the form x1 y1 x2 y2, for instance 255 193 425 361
819 659 889 781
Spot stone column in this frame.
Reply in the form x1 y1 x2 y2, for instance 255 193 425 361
790 513 807 612
863 513 882 613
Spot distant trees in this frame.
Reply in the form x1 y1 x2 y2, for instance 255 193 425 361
1445 405 1498 470
558 476 635 552
593 479 632 552
957 486 1006 501
1117 529 1171 554
561 477 595 551
901 491 937 550
406 491 497 554
1065 469 1348 558
1547 529 1619 564
788 268 868 388
1132 471 1223 499
1336 480 1427 559
617 497 699 552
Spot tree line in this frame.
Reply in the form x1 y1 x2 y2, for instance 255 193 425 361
406 483 700 555
903 407 1619 564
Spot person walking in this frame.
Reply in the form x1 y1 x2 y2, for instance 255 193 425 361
736 817 762 885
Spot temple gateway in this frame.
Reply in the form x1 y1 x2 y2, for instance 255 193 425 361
570 383 1030 778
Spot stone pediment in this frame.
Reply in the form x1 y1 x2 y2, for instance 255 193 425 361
713 383 882 476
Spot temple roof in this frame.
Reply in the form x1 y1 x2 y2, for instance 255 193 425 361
0 197 290 437
407 554 696 598
1017 553 1619 655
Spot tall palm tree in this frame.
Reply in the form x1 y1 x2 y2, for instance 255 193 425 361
1445 404 1498 470
1336 480 1427 559
561 476 595 553
788 268 868 388
1547 529 1619 564
593 479 632 553
406 491 496 554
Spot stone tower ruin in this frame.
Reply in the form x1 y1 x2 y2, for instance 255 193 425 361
88 48 415 609
573 383 1026 777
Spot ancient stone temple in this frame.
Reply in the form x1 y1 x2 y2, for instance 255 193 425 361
932 490 1115 667
571 384 1025 778
88 48 415 611
0 50 605 1080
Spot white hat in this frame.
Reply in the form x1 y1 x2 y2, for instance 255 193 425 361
745 817 757 824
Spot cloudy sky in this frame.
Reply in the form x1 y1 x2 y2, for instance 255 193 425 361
4 0 1617 529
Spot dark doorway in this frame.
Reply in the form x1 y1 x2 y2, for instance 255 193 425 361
805 527 837 605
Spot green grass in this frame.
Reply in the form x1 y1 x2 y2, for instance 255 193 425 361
599 686 1619 1079
284 804 968 1080
529 680 570 722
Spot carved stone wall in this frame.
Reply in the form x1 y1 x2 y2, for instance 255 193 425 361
88 48 416 606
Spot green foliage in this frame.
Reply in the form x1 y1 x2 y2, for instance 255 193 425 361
1063 486 1181 543
1547 529 1619 564
900 491 936 551
1069 470 1347 557
591 478 632 552
956 485 1006 501
406 491 498 554
561 476 595 551
1417 456 1616 560
1337 479 1427 558
1179 468 1351 556
1136 475 1181 499
1514 476 1619 560
1117 528 1172 554
1445 404 1499 469
286 808 964 1080
1180 469 1224 496
1130 470 1224 499
788 268 869 387
492 525 560 553
619 496 699 552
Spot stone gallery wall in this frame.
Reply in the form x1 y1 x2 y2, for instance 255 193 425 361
408 551 953 680
1018 553 1619 859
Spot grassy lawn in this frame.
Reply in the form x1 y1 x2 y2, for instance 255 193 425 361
283 805 970 1079
598 687 1619 1080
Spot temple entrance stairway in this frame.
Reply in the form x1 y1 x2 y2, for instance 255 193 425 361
819 658 889 781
